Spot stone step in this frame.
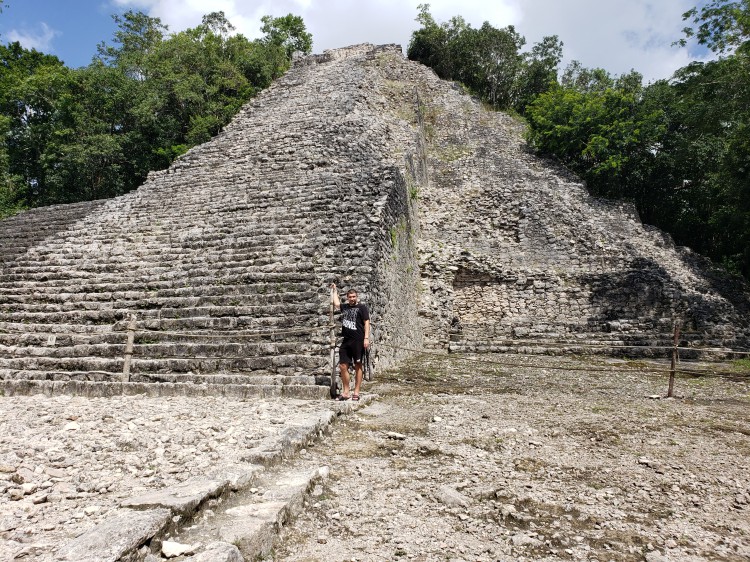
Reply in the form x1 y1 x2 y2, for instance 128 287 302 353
0 289 320 312
0 300 321 318
0 330 326 349
4 246 318 268
0 285 318 307
0 369 323 387
0 310 323 333
11 226 323 247
0 261 316 283
5 239 317 262
0 270 317 292
0 352 328 374
0 378 331 399
0 321 113 334
447 339 676 357
0 339 326 360
14 223 317 243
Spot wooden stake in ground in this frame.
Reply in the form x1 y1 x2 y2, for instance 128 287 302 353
668 323 680 397
329 286 337 398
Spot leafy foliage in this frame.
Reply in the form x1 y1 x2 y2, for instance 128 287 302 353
0 10 311 217
407 4 561 112
679 0 750 54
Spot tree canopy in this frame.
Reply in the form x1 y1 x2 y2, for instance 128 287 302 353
407 4 561 113
0 10 311 217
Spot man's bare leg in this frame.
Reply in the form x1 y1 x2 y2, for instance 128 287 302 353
339 362 351 398
353 361 363 398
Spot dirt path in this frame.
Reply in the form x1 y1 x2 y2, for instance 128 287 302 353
274 354 750 562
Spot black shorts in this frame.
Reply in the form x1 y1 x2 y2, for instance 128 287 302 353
339 338 364 365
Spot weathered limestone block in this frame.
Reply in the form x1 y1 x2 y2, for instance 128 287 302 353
55 508 171 562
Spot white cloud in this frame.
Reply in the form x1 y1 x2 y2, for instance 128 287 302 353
506 0 711 82
6 22 61 53
111 0 709 82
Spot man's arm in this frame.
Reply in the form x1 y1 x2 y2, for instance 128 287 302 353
330 283 340 308
364 318 371 349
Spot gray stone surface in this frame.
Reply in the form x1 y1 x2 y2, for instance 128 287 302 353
182 542 243 562
121 477 229 515
0 393 359 561
54 508 171 562
173 467 329 560
274 355 750 561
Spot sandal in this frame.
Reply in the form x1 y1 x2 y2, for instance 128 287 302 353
351 394 360 401
336 395 350 401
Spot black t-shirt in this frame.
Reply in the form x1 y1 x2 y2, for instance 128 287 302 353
338 302 370 341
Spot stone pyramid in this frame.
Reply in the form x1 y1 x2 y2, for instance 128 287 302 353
0 44 748 398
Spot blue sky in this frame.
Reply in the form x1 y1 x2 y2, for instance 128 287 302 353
0 0 710 82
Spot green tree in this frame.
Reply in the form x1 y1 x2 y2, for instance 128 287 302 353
516 35 564 111
407 5 527 110
260 14 312 60
679 0 750 54
525 65 663 198
0 43 72 207
0 9 312 216
96 10 168 79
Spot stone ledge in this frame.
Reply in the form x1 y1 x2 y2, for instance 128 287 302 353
121 477 231 516
0 379 331 399
51 395 374 561
55 508 172 562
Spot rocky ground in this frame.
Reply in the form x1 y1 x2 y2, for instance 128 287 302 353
274 354 750 562
0 355 748 562
0 393 334 561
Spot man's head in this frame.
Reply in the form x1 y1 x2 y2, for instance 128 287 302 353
346 289 358 305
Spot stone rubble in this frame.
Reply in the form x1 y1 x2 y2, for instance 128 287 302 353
0 393 339 561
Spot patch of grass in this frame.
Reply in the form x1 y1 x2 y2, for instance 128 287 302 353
513 457 548 473
464 436 505 452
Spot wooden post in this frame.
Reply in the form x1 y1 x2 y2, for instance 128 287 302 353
667 322 680 398
122 314 136 383
330 286 337 398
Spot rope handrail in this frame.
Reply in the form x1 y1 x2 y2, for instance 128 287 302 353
1 323 748 355
448 337 750 355
0 326 328 340
377 342 750 380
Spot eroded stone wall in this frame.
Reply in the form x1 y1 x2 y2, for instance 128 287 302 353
372 51 750 351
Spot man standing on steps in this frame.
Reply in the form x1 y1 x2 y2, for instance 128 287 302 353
330 283 370 401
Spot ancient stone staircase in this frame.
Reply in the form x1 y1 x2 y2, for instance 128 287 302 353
0 45 424 397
